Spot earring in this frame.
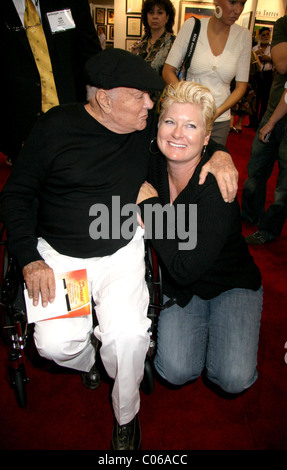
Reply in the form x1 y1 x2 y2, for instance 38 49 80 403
214 6 223 19
149 137 160 155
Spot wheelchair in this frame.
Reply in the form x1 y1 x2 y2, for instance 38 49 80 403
0 214 166 407
0 219 30 408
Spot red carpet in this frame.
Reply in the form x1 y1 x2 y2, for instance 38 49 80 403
0 124 286 452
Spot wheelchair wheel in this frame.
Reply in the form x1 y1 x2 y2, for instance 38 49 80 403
9 362 28 409
140 356 154 395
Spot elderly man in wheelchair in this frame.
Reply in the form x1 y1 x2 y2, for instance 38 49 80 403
0 49 169 451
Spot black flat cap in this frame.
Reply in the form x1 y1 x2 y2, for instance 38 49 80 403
84 48 165 92
259 26 270 35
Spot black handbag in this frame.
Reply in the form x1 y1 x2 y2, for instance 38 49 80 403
176 16 201 81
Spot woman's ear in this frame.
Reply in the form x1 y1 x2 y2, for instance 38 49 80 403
96 89 112 114
204 131 211 146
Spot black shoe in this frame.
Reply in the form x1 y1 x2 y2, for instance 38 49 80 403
81 362 101 390
245 231 267 245
111 415 141 450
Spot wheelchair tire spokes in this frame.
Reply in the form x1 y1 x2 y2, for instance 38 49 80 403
1 240 30 409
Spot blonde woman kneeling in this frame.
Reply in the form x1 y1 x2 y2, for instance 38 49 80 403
137 81 262 395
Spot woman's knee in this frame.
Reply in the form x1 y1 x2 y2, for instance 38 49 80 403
208 368 258 395
154 353 201 386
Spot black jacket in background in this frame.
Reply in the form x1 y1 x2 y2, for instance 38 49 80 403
0 0 101 161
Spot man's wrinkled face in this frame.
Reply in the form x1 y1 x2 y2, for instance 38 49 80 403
108 87 154 134
260 30 270 45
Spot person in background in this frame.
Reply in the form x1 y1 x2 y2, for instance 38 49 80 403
1 49 238 451
258 89 287 143
162 0 251 145
0 0 101 165
98 26 106 50
242 15 287 245
252 27 274 127
137 81 262 398
130 0 176 77
229 50 260 133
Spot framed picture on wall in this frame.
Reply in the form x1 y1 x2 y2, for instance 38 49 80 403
109 25 114 41
97 25 107 37
107 9 114 25
96 8 105 25
126 0 143 15
178 1 214 29
126 16 142 37
126 38 137 51
241 12 252 30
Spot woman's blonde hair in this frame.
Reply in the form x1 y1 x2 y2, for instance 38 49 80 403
159 81 217 134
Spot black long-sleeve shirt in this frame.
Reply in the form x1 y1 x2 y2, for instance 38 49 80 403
139 150 261 307
1 104 158 268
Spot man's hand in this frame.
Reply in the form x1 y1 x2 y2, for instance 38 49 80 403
258 121 273 143
199 151 238 202
23 260 56 308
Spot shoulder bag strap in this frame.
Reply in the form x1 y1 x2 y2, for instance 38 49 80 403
181 16 201 80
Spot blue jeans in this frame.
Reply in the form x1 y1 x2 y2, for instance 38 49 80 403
154 287 263 394
241 115 287 239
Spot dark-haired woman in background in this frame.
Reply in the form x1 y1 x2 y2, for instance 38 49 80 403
130 0 176 77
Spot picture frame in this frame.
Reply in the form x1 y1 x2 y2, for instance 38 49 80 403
126 16 142 37
126 0 143 15
95 8 105 25
241 12 252 30
178 1 214 29
109 25 114 41
107 9 114 25
106 41 114 49
97 25 107 38
125 38 137 51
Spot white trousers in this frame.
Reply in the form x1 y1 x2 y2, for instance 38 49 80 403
33 227 150 425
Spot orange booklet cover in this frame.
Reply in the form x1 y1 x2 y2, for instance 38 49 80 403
24 269 91 323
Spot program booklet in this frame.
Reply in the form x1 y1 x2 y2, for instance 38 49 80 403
24 269 91 324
